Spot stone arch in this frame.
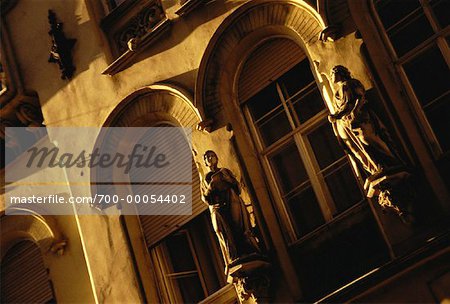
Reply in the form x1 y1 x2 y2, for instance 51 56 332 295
91 84 201 197
0 210 65 259
195 0 325 124
102 84 201 128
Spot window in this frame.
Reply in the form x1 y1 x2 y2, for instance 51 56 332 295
1 240 55 303
150 214 225 303
373 0 450 156
242 58 364 241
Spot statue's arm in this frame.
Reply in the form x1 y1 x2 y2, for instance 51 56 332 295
222 168 241 194
348 81 366 120
201 173 213 203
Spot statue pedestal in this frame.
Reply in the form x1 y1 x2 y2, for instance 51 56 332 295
229 259 271 304
364 170 415 223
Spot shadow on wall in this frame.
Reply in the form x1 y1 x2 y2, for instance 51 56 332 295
123 0 247 72
4 0 111 107
5 0 246 111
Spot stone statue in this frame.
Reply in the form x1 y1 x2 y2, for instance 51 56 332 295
328 65 413 220
201 150 261 268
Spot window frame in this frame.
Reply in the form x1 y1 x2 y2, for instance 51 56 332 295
148 213 226 304
371 0 450 158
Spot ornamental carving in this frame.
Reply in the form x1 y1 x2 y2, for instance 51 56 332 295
114 1 165 54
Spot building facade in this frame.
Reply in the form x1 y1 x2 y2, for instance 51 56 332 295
1 0 449 303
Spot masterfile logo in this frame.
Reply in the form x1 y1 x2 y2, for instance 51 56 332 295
4 127 193 216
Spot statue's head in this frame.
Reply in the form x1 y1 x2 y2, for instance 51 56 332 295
204 150 218 168
331 65 351 83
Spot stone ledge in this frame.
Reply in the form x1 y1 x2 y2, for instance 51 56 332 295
101 18 172 76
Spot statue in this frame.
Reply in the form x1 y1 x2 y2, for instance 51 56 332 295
328 65 414 220
201 150 261 269
201 150 271 303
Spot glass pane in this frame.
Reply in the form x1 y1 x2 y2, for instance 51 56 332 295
165 233 197 273
375 0 421 30
431 0 450 28
388 12 434 57
292 87 325 124
279 60 315 98
269 142 308 194
403 45 450 107
258 109 292 147
308 123 345 169
170 275 204 303
325 163 363 213
247 83 281 122
287 186 324 236
426 96 450 153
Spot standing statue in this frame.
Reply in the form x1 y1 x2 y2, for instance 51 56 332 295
328 65 413 220
201 150 261 268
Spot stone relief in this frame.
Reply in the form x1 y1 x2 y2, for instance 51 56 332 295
329 65 414 222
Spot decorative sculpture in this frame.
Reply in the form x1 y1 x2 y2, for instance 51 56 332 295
329 65 414 221
114 3 165 53
202 150 270 303
202 150 261 266
48 10 76 79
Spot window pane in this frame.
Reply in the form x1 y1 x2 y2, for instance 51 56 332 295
258 109 292 147
269 142 308 194
170 275 205 303
279 60 315 98
287 186 325 236
403 45 450 107
388 12 434 57
292 87 325 124
247 83 281 122
325 163 363 213
426 96 450 152
165 233 197 273
431 0 450 28
308 123 345 169
375 0 421 30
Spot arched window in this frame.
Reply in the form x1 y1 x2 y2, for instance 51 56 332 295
372 0 450 157
1 240 55 303
240 38 365 240
97 86 229 303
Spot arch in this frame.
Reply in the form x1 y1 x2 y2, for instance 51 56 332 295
91 83 205 244
195 0 325 123
102 84 201 128
92 84 205 303
92 84 201 201
0 209 64 259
